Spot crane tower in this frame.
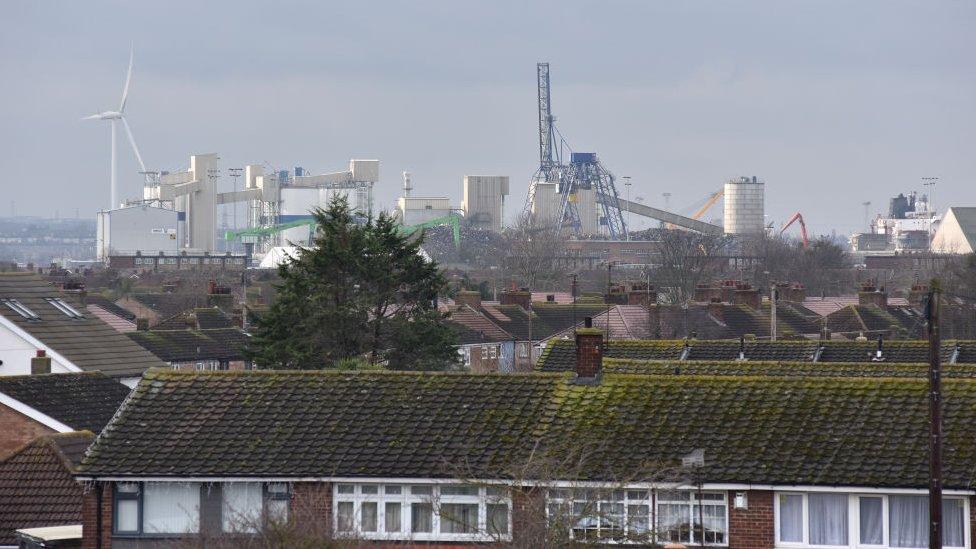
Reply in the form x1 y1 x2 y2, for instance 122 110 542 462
523 62 628 239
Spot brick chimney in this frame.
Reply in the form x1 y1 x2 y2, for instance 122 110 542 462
500 289 532 310
455 290 482 310
858 282 888 308
575 317 603 381
908 283 929 309
628 284 657 306
787 283 806 303
31 350 51 375
732 284 761 310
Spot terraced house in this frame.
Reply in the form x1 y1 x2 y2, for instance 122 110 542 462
74 326 976 548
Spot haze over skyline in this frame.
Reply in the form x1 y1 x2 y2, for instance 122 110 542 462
2 1 973 236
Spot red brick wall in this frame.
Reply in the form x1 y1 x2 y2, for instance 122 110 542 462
574 331 603 378
292 481 332 538
81 482 113 549
0 403 56 459
728 489 775 549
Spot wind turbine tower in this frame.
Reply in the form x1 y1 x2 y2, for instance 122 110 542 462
83 48 147 209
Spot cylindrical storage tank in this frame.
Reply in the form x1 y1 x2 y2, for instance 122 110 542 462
723 176 765 235
279 187 320 244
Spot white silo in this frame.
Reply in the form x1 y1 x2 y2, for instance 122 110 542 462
723 176 765 235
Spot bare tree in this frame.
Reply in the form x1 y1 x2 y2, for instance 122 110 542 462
653 229 731 304
503 212 568 291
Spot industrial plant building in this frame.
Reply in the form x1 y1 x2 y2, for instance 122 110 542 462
462 175 509 232
96 154 379 262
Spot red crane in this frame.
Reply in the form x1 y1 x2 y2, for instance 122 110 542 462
779 212 809 249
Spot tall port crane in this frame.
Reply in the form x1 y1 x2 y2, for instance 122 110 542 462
523 62 628 239
779 212 809 249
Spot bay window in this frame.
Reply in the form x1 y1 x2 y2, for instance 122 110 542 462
546 488 727 545
332 483 511 541
775 492 968 548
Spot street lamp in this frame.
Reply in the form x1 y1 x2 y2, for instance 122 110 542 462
623 176 632 240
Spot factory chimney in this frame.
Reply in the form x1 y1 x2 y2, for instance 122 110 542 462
402 172 412 198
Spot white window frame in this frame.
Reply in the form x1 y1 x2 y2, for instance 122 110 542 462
2 298 40 320
331 483 512 542
773 491 970 549
546 488 728 546
46 297 84 318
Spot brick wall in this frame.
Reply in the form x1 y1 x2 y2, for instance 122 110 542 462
81 482 113 549
292 481 332 538
0 403 56 458
728 489 775 549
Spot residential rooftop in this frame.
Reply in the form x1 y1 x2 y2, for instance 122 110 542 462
78 368 976 490
0 372 131 433
537 338 976 372
0 273 166 377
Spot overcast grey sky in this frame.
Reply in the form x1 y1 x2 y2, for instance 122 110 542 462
2 1 973 235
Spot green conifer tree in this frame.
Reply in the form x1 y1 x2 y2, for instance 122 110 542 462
248 195 459 370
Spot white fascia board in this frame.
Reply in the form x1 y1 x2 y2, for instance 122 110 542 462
0 314 81 372
70 475 976 496
0 391 74 432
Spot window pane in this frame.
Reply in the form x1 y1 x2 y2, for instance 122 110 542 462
441 484 478 496
778 494 803 543
143 482 200 534
361 502 378 532
336 484 354 494
411 486 433 496
627 504 649 536
267 499 288 523
411 503 433 533
385 502 402 532
890 495 927 547
385 485 402 495
336 501 354 532
361 485 378 495
701 502 727 544
117 482 139 494
116 499 139 533
943 498 965 547
859 497 883 545
809 493 847 545
488 503 509 536
657 503 691 543
602 502 625 540
222 483 262 533
440 503 479 533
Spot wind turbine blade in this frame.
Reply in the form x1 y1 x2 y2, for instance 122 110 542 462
121 116 146 172
82 114 103 120
119 47 134 112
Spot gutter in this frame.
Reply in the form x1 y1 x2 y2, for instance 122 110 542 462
71 475 976 496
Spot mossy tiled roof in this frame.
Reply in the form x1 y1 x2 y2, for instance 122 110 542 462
78 368 976 489
537 339 976 372
480 303 610 341
126 328 249 362
0 372 131 433
603 358 976 378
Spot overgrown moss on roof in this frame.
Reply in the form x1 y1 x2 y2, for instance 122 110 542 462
603 358 976 378
537 338 976 372
78 367 976 489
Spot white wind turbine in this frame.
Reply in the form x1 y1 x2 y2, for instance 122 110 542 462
83 49 147 209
